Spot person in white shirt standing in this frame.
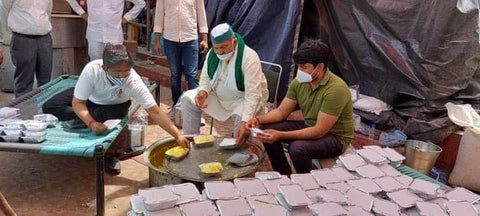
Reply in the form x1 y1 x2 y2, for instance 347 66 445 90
154 0 209 109
2 0 53 97
42 44 189 175
66 0 146 60
180 23 269 146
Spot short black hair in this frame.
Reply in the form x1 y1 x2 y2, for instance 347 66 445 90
293 40 330 68
103 43 134 68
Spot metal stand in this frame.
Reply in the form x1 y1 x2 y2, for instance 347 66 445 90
95 145 105 216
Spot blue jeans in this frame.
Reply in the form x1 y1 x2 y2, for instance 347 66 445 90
163 38 199 105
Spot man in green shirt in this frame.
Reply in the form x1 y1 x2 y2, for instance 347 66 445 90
248 40 354 174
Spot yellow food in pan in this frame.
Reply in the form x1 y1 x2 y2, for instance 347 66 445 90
200 162 223 174
194 135 214 145
165 146 188 159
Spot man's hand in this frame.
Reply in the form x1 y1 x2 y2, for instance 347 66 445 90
176 135 191 148
235 122 250 146
0 50 3 65
256 129 281 144
81 13 88 22
90 122 108 135
195 90 208 109
121 17 128 25
200 39 209 54
246 117 260 129
154 40 162 56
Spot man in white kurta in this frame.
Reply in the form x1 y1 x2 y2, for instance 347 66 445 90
66 0 145 60
181 23 268 145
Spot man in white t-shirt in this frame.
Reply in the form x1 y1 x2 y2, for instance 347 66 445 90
43 44 189 174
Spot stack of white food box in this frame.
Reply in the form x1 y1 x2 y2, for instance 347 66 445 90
129 145 480 216
0 113 57 143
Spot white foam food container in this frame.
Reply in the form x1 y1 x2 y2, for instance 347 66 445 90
3 129 22 136
345 188 374 212
374 176 405 192
216 198 252 216
347 179 382 194
382 147 406 162
262 175 293 194
331 167 358 181
4 120 24 130
218 138 237 150
309 202 348 216
344 206 374 216
311 169 342 186
22 135 46 143
324 182 352 194
395 175 414 187
290 173 320 191
444 187 480 203
339 154 367 171
445 201 478 216
372 198 400 216
278 184 311 208
179 200 219 216
356 148 388 164
387 189 423 208
22 130 46 137
1 135 20 142
233 178 268 197
138 186 179 211
355 164 385 179
378 164 402 177
22 120 48 131
172 183 201 205
415 202 448 216
33 114 58 125
315 189 350 205
204 181 239 200
0 107 19 118
255 171 281 181
409 179 440 196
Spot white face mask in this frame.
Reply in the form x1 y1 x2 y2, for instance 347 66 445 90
296 69 313 83
216 51 234 60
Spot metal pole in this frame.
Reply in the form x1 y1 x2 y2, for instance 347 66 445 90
146 0 151 52
95 145 105 216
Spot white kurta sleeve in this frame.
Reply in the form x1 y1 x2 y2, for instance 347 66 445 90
198 51 212 94
66 0 86 15
241 49 264 121
124 0 146 21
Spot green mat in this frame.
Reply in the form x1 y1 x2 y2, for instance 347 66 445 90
0 75 129 158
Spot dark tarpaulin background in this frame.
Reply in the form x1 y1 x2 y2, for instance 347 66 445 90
299 0 480 143
203 0 302 102
202 0 479 143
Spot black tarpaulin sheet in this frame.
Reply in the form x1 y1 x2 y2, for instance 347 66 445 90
299 0 479 142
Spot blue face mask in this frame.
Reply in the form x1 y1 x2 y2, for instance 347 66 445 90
106 73 128 86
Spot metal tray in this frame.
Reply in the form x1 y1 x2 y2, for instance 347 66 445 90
164 138 264 182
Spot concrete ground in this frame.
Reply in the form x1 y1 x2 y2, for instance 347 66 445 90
0 85 273 216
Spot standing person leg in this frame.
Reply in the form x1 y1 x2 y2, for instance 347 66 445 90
181 39 199 90
180 91 202 135
163 39 183 105
35 33 53 87
10 33 37 97
287 134 343 173
259 121 309 175
88 40 107 61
